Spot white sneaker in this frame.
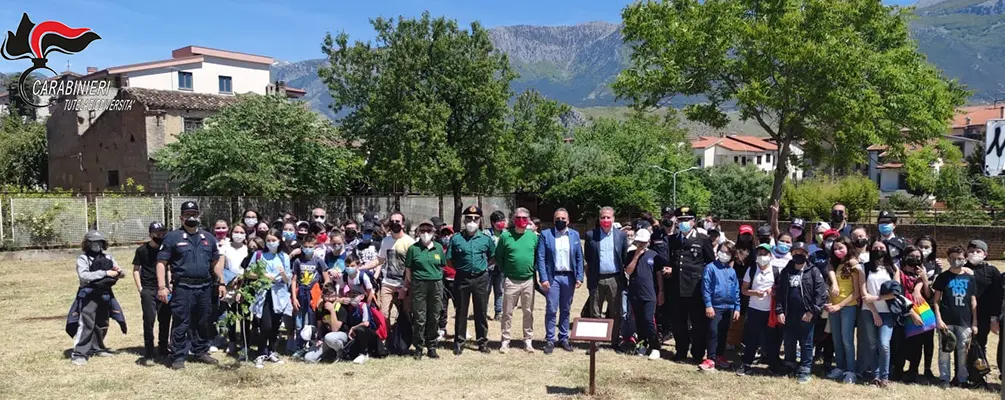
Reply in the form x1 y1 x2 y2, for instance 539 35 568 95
499 341 510 354
524 340 536 353
826 368 845 380
353 354 368 364
254 355 266 368
267 353 284 364
437 329 445 341
209 346 219 353
648 349 661 360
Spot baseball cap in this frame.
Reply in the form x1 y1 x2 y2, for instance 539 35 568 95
756 225 772 237
180 201 199 213
969 239 989 252
877 210 897 224
739 225 754 236
430 216 444 228
756 243 773 252
361 221 376 233
823 229 840 240
634 228 651 243
815 221 831 232
940 329 957 353
790 218 805 229
148 222 166 233
791 242 808 253
84 230 106 242
417 219 435 229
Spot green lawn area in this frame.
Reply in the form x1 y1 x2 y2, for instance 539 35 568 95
0 249 1000 399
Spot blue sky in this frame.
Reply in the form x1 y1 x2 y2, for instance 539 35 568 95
2 0 917 74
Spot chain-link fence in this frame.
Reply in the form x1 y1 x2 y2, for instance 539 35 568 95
170 196 233 230
95 196 166 244
8 196 89 248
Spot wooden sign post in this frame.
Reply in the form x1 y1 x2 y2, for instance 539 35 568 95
570 318 614 396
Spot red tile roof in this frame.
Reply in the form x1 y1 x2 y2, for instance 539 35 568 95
877 163 903 169
689 135 775 152
953 105 1005 128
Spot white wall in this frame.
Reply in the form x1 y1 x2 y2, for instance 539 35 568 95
125 56 270 95
695 147 715 168
879 169 902 192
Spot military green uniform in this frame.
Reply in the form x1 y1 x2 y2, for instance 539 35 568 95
406 241 446 350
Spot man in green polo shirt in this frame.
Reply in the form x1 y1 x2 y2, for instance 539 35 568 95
405 220 445 360
447 205 496 355
495 207 539 354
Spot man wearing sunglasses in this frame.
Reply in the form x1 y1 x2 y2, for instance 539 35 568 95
536 208 584 354
312 208 327 224
446 205 496 355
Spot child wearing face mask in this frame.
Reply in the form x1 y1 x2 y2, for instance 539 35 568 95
770 233 794 275
932 246 976 388
774 242 828 384
221 225 249 357
860 240 900 387
291 235 329 359
213 220 230 249
249 230 292 368
890 246 931 383
824 236 862 384
737 244 782 376
914 236 941 379
699 242 742 372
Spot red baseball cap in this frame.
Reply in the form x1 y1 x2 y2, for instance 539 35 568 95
739 225 754 235
823 229 840 239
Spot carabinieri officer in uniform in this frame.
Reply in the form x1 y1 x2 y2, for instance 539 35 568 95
156 201 225 369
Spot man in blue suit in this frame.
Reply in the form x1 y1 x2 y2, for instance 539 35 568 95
537 208 584 354
584 206 629 348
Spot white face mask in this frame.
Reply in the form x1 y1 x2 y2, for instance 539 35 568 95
464 222 479 234
231 233 246 243
244 218 258 227
756 255 771 267
717 251 732 264
920 248 932 258
858 252 870 264
704 221 715 231
950 258 967 268
420 233 433 244
968 253 986 265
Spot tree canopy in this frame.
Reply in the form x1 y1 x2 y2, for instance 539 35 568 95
614 0 968 211
153 94 360 198
0 113 47 189
319 12 515 228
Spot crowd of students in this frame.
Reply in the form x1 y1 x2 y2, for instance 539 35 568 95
67 202 1003 391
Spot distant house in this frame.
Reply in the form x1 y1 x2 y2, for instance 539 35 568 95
690 134 804 180
47 46 305 192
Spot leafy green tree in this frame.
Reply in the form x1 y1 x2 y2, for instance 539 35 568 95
904 139 969 205
543 176 657 222
319 12 514 229
4 72 39 120
153 94 361 198
698 164 772 219
0 113 47 189
614 0 968 211
782 174 878 222
504 90 570 194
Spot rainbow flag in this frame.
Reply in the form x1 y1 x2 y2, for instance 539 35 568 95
905 301 937 338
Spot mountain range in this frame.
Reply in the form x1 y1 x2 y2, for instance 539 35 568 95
268 0 1005 122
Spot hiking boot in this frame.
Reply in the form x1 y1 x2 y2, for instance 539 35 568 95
478 343 491 354
453 343 464 356
714 356 731 369
561 341 574 352
413 348 424 360
736 364 751 376
70 356 88 366
826 368 845 380
699 359 716 371
499 341 510 354
170 359 186 370
523 340 536 353
797 375 812 384
427 348 440 359
192 354 219 365
544 342 555 355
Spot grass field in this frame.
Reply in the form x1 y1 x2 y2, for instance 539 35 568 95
0 249 1001 399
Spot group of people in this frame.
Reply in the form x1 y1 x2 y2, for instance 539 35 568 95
66 200 1003 391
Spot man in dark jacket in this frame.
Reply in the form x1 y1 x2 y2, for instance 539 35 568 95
774 242 828 383
584 206 629 348
967 239 1001 387
665 207 715 362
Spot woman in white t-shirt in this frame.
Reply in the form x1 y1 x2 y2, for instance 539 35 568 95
737 243 780 375
860 239 900 387
221 224 249 356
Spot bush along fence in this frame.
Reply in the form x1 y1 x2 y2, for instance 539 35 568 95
0 193 516 250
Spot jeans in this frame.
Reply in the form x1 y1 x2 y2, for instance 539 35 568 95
741 309 781 367
939 325 971 383
139 287 171 358
438 278 454 330
304 332 348 363
629 298 659 351
830 306 857 373
545 273 576 343
706 308 733 360
294 286 316 350
620 289 635 342
489 268 504 315
784 317 816 376
860 310 895 380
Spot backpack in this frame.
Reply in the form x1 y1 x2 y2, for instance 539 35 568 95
967 338 991 381
368 303 388 341
386 312 413 355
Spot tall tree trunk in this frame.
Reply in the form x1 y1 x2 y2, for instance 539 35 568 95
770 135 793 215
452 180 463 232
437 194 444 221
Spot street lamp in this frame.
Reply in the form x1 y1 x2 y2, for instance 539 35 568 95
650 165 700 209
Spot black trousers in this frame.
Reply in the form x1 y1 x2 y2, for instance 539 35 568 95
453 270 489 345
140 288 171 358
891 326 923 380
169 285 212 362
668 294 707 360
438 279 454 330
921 329 936 374
255 292 283 356
631 299 659 351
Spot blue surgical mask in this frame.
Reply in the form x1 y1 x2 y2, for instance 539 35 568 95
266 241 280 253
344 267 357 276
878 223 894 236
362 233 372 241
302 247 315 258
283 231 296 241
678 221 692 234
776 243 791 254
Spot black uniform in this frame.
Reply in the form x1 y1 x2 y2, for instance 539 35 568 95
665 229 715 361
134 242 171 358
157 226 220 363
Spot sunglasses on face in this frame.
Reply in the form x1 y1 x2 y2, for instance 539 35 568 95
463 216 480 222
314 215 325 220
